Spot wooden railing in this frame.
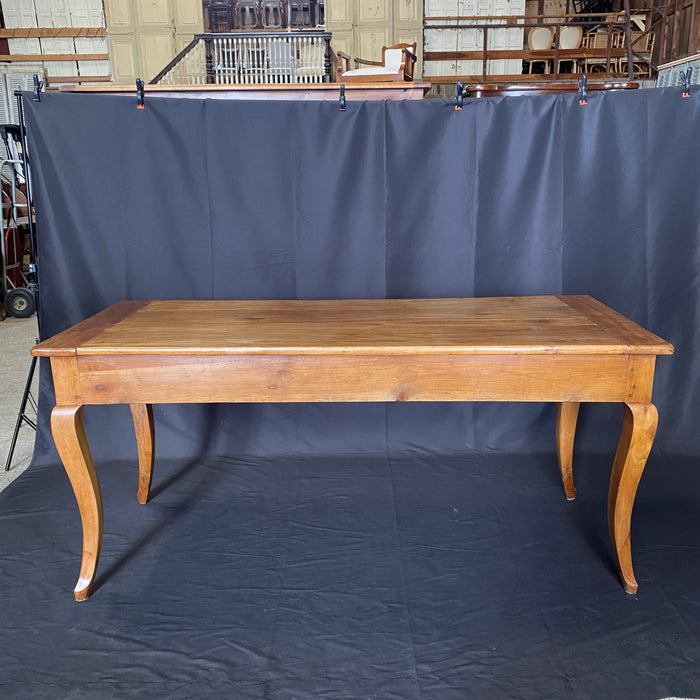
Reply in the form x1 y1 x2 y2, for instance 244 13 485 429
654 0 700 65
151 31 332 85
423 11 657 82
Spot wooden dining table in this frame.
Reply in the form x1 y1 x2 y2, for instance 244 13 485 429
32 296 673 600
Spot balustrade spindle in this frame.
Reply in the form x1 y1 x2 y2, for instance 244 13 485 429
221 37 226 84
243 37 249 84
302 37 307 83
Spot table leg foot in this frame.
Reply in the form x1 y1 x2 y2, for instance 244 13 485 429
556 401 580 500
130 404 154 504
51 405 103 602
608 402 657 595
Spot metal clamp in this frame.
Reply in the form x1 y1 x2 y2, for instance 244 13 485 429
136 78 145 109
578 75 587 106
455 80 464 111
682 67 691 98
32 74 43 102
339 84 346 111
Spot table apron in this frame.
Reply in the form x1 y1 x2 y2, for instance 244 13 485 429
50 353 657 405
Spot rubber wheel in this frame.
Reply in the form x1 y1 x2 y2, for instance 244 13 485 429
5 288 36 318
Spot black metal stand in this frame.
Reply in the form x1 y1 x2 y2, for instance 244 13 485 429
4 85 40 472
4 355 37 471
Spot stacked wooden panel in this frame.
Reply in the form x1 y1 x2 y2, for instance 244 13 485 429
423 0 526 79
1 0 111 86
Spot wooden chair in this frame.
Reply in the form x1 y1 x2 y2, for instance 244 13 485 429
233 0 259 29
208 1 234 31
260 0 283 28
296 41 325 81
289 0 313 27
268 39 296 82
336 43 417 82
556 25 583 74
584 28 624 75
528 27 554 74
619 31 655 78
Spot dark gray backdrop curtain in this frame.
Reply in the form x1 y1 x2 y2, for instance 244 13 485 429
23 89 700 464
7 88 700 700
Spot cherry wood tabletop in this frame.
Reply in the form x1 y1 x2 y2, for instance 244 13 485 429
33 295 673 601
33 296 672 357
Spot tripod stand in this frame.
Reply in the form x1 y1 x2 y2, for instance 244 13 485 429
4 80 41 472
4 356 38 471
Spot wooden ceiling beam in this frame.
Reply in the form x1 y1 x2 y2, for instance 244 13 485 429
0 54 109 62
0 28 106 39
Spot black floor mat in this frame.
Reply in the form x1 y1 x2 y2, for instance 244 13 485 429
1 450 699 699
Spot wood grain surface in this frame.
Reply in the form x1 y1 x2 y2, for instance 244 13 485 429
32 296 673 357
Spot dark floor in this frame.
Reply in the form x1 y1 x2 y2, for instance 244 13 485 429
1 449 700 699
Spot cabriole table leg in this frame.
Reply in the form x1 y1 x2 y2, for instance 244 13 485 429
608 402 658 594
51 405 103 602
556 401 580 500
130 404 154 504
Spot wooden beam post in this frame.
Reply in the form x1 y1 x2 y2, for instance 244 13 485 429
623 0 634 80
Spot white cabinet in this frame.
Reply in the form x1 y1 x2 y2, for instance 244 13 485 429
0 0 110 84
105 0 203 83
424 0 526 79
